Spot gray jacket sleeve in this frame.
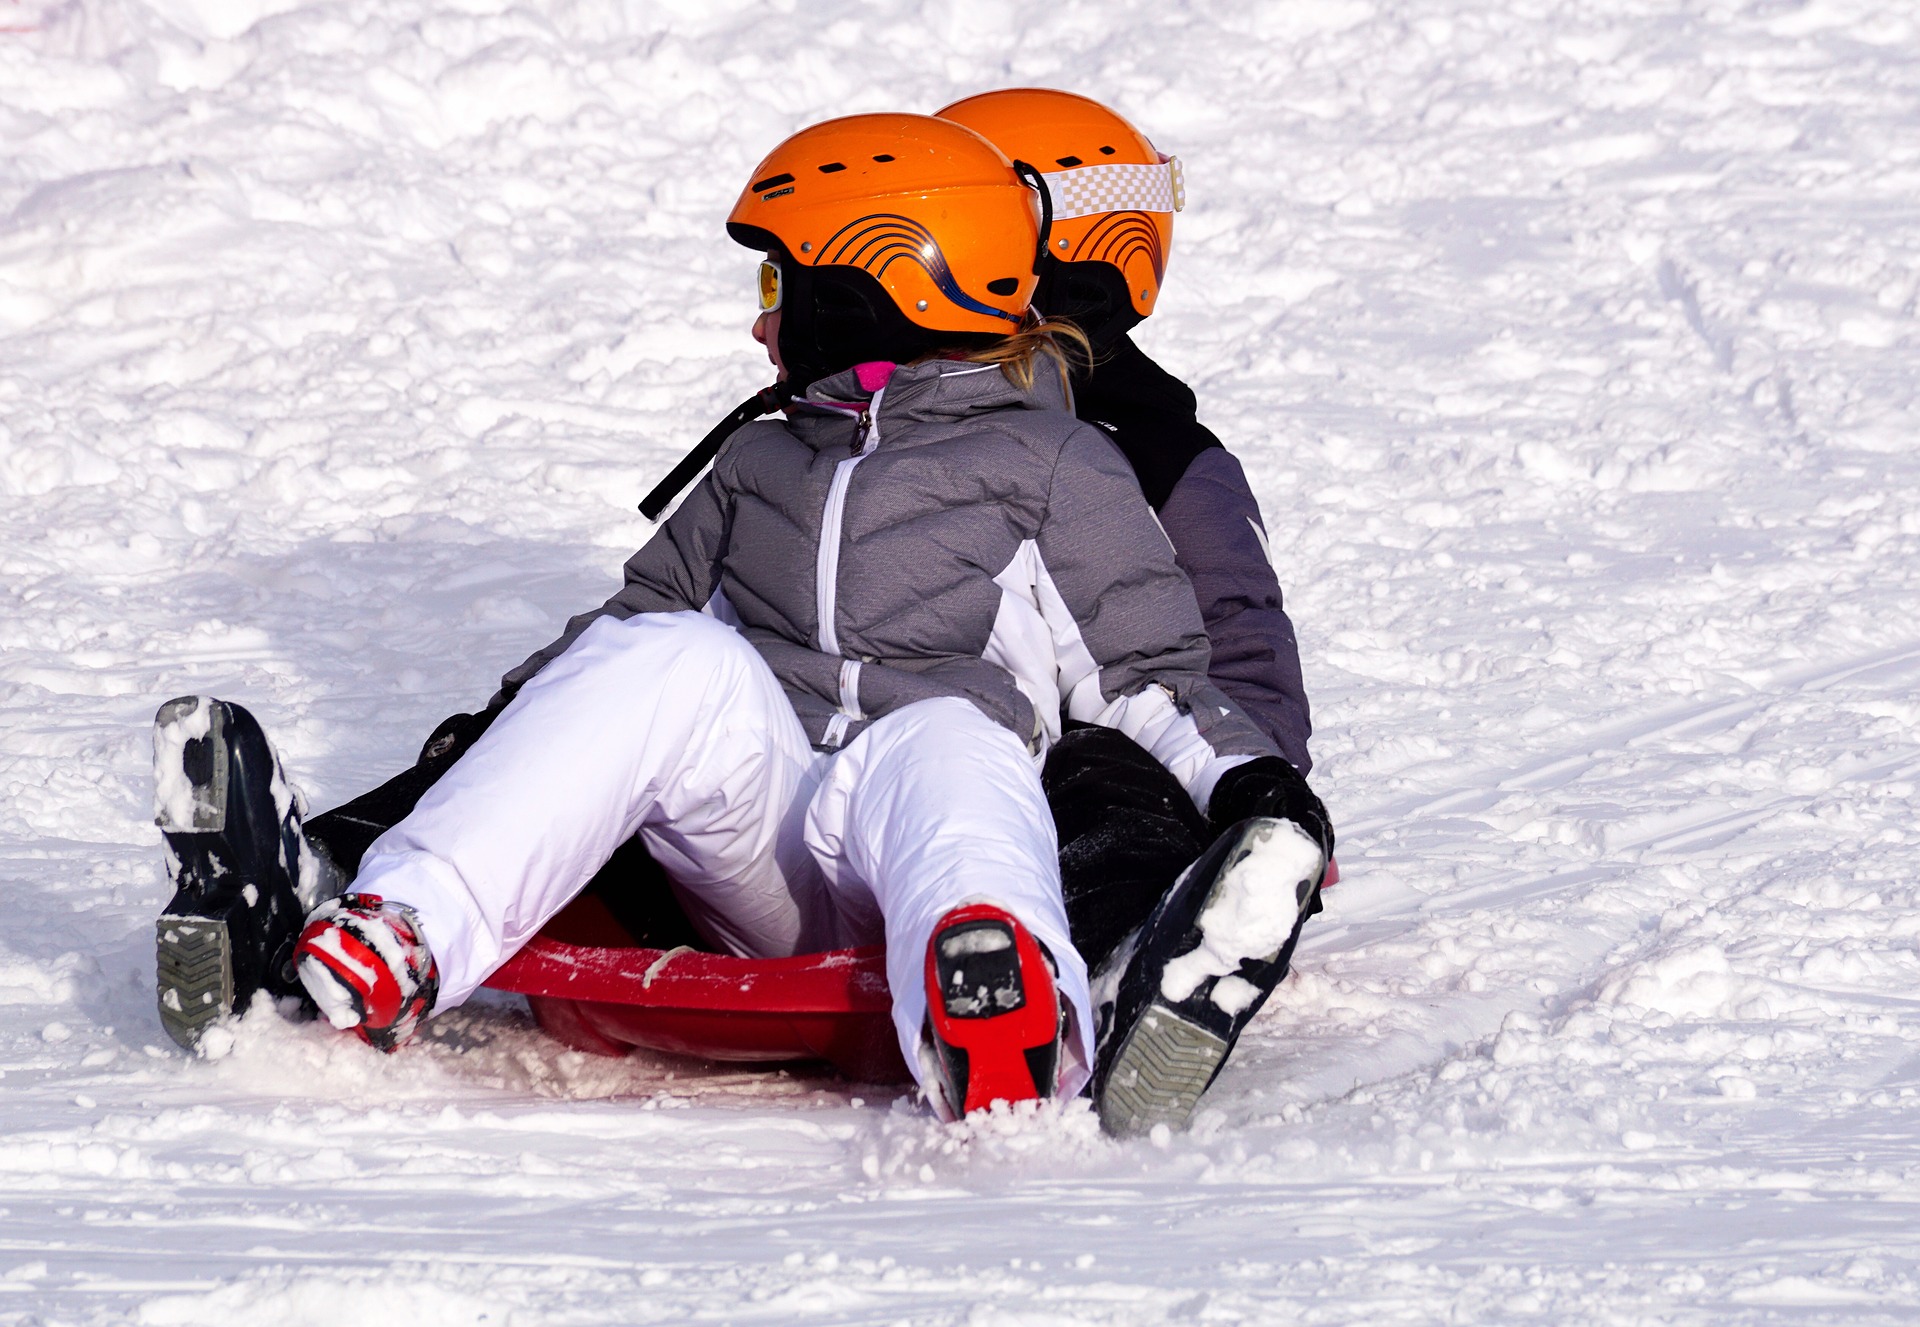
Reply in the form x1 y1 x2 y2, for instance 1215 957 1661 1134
1159 447 1314 775
1034 422 1279 807
490 467 732 707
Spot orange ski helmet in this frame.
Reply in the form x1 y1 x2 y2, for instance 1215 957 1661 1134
727 113 1048 388
937 89 1183 347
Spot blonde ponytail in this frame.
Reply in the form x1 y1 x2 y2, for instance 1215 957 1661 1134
961 315 1094 392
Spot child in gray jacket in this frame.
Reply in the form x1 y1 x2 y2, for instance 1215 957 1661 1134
155 113 1329 1131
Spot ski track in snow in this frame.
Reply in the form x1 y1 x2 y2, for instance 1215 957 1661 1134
3 0 1919 1322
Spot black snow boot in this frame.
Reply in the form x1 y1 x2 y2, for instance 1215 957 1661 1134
153 696 340 1050
1092 808 1328 1137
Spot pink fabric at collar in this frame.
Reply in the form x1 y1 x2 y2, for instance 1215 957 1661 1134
853 361 896 394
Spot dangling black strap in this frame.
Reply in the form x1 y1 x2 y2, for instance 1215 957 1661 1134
1011 160 1053 276
638 382 792 520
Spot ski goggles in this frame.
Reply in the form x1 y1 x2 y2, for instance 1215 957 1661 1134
1038 154 1186 221
757 258 783 313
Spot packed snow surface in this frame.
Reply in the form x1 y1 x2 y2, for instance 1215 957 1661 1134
4 0 1919 1322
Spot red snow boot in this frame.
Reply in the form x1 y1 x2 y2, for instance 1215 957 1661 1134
922 903 1065 1117
294 894 439 1052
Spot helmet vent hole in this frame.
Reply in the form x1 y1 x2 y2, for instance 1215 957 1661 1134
1099 145 1116 155
987 277 1019 296
751 172 795 192
1055 155 1082 168
818 162 847 174
872 154 895 162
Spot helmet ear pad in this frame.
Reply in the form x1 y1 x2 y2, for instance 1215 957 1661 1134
1032 255 1143 355
779 260 996 392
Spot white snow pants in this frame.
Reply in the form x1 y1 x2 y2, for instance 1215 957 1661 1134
356 612 1094 1099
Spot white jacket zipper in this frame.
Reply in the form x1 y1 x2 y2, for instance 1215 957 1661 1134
824 656 864 749
815 389 881 660
837 657 865 719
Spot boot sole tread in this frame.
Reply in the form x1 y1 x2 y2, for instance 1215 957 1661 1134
1097 1004 1228 1137
157 915 235 1050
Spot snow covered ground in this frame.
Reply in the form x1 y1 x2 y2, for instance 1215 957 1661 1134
4 0 1919 1320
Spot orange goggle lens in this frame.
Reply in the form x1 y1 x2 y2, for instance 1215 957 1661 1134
756 259 783 313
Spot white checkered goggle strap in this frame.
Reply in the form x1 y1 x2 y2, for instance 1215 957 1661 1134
1040 156 1185 221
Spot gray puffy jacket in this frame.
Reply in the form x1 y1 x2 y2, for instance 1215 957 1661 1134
499 359 1280 808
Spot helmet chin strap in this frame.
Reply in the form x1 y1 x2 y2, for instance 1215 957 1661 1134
1010 160 1053 278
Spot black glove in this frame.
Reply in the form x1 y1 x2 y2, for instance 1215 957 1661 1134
1207 756 1334 860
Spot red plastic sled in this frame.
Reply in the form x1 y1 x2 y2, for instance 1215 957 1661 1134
484 859 1338 1085
482 892 911 1083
